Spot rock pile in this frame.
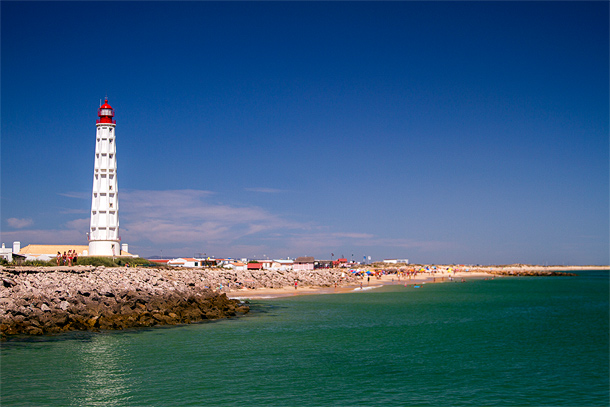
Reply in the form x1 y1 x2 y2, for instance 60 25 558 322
0 266 356 337
0 267 249 337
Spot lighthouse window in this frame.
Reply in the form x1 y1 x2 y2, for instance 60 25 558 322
109 185 112 190
109 154 113 159
109 128 113 132
109 203 113 208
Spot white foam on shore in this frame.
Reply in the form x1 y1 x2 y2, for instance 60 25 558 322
353 285 382 291
228 295 291 300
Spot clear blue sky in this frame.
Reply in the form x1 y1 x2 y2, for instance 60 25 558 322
2 2 608 265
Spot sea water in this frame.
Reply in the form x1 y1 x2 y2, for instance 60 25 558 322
1 270 608 406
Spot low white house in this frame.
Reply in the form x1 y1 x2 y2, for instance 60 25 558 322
223 261 246 271
270 259 294 271
168 258 201 267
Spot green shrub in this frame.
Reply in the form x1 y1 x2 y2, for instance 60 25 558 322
127 257 158 266
77 256 158 267
17 259 57 267
75 257 117 267
4 255 160 268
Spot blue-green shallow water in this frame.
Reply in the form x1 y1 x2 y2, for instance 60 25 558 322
2 271 608 406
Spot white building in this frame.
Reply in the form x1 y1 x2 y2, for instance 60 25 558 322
270 259 294 271
0 243 15 262
223 261 247 271
168 258 201 267
88 99 120 256
294 256 315 271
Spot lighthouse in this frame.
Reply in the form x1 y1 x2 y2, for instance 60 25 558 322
88 99 120 256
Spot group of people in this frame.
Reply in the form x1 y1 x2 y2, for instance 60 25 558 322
56 250 78 266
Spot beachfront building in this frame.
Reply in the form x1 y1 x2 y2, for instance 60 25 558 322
333 258 349 267
257 260 273 269
168 258 201 267
314 260 333 269
88 99 121 256
19 244 88 262
223 261 246 271
270 259 294 271
166 257 223 268
247 262 264 270
0 243 16 262
294 256 315 271
15 243 133 261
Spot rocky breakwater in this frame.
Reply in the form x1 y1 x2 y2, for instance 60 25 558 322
488 269 577 277
0 266 249 337
470 266 578 277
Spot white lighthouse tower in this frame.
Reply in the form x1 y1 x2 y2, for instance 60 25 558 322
88 98 120 256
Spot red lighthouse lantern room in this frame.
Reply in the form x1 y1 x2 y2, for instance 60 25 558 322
97 99 116 124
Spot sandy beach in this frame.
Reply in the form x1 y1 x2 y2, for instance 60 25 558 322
227 269 496 300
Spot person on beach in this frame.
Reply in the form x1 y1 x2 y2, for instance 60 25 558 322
67 250 73 266
294 280 298 290
56 252 61 266
62 252 67 266
73 251 78 265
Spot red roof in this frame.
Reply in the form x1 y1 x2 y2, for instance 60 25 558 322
100 99 113 110
247 263 263 269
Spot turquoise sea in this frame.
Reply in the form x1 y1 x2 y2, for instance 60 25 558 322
1 270 608 406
